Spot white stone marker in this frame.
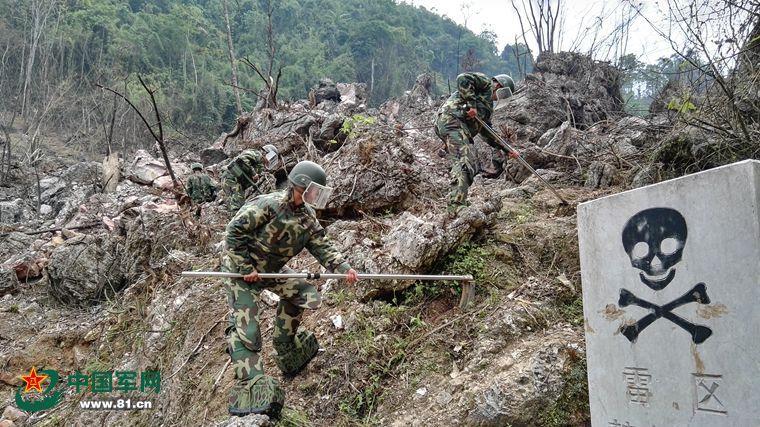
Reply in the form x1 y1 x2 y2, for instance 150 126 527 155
578 160 760 427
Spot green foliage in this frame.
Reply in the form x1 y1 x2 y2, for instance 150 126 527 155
340 114 377 138
279 407 311 427
0 0 531 147
538 353 590 426
666 97 697 114
557 293 585 327
618 52 708 117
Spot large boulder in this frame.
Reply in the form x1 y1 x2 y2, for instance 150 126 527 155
46 234 128 306
323 129 420 213
0 199 30 225
492 52 624 149
311 78 341 105
327 194 502 297
127 149 168 185
0 267 19 296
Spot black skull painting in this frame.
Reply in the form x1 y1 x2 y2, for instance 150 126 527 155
622 208 687 291
618 207 713 344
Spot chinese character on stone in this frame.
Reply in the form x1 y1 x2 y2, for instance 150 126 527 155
694 374 726 414
623 367 651 405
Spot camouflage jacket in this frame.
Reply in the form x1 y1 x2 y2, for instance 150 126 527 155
225 190 351 275
224 150 264 187
187 173 217 203
436 72 498 147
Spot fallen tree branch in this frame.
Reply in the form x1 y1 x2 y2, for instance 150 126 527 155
0 221 101 238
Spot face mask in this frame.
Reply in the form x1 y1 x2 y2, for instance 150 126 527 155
302 181 334 209
264 149 279 170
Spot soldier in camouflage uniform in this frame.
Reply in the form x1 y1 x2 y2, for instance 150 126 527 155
221 145 280 214
223 160 358 417
186 163 218 205
434 73 518 217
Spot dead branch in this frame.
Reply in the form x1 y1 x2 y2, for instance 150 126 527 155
96 76 180 190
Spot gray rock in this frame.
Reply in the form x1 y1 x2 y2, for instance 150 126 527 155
631 164 662 188
0 267 19 296
0 232 35 262
200 147 228 166
127 149 167 185
337 82 367 111
323 131 419 213
39 176 67 202
318 113 345 142
47 234 127 306
0 199 28 225
215 414 271 427
1 405 27 423
312 78 341 105
466 341 572 426
585 161 617 188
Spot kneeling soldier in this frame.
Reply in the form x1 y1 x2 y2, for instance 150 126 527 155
223 160 358 417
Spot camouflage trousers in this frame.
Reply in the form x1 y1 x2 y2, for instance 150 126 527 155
222 260 321 381
221 174 247 214
435 116 480 210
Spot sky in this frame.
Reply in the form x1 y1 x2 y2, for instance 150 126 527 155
400 0 680 64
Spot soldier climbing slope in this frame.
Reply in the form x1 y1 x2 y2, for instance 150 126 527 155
434 72 519 218
222 160 358 418
186 162 218 207
221 144 280 214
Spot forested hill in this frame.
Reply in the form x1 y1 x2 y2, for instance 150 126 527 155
0 0 531 144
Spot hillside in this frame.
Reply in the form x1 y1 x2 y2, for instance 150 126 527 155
0 0 531 151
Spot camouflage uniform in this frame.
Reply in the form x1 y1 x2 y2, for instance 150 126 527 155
221 150 265 214
186 172 217 204
223 189 351 415
434 72 502 212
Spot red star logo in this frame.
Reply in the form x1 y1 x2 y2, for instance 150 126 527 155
21 366 48 393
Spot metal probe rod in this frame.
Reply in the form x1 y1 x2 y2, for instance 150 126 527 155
474 116 569 205
181 271 474 281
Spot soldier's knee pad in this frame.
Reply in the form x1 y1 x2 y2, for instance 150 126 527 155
273 330 320 376
228 375 284 418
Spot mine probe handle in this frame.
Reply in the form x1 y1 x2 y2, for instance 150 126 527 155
474 116 569 205
181 271 474 282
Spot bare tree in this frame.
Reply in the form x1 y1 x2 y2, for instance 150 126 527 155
510 0 564 55
630 0 759 145
0 111 16 184
242 0 282 109
96 75 180 189
222 0 243 115
20 0 59 118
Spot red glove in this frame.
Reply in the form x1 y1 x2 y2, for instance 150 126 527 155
466 108 477 119
508 150 520 159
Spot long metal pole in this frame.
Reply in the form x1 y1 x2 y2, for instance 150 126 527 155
474 116 569 205
181 271 474 282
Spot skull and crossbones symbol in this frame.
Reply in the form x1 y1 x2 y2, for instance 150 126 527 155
618 208 713 344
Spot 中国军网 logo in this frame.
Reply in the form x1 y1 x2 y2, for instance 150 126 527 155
15 366 161 413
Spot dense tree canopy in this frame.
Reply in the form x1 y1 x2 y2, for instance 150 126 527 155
0 0 532 148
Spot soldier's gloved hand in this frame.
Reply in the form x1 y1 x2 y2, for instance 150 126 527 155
345 268 358 285
242 271 260 282
465 108 477 119
508 150 520 159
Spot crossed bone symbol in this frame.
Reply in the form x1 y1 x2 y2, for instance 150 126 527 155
618 283 713 344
